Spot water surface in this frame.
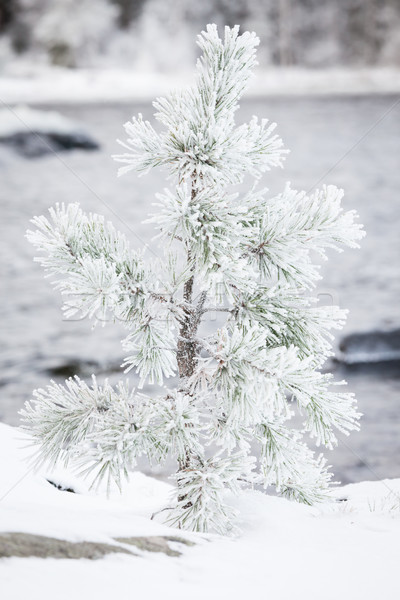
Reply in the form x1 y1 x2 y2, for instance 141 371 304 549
1 96 399 484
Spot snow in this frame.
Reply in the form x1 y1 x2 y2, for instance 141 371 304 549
0 65 400 105
1 422 399 599
0 423 174 542
0 105 89 138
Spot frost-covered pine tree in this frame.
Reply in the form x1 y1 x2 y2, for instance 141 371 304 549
22 25 365 534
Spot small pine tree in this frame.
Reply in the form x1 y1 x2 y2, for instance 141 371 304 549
22 25 364 534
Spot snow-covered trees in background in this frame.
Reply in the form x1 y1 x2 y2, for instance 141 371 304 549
22 25 364 534
14 0 118 66
1 0 400 69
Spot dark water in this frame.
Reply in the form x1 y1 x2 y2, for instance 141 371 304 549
0 96 399 484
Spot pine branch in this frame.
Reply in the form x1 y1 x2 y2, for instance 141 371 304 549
245 184 365 288
255 419 332 504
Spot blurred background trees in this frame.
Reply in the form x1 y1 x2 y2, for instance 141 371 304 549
0 0 399 69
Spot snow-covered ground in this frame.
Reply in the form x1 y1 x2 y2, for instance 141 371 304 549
1 422 399 600
1 65 400 104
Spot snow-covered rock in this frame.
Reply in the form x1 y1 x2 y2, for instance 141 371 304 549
339 328 400 364
0 105 99 157
0 422 399 600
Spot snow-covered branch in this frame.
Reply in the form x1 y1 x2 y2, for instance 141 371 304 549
21 376 156 493
246 184 365 288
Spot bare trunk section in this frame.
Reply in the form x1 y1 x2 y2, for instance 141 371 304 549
177 258 207 372
176 184 207 383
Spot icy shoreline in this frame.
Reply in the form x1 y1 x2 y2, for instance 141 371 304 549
1 422 399 599
1 65 400 104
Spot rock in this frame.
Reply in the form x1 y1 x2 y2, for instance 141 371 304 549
43 359 100 378
0 130 99 157
46 479 76 493
0 532 195 560
0 105 99 157
0 532 134 560
338 329 400 365
115 535 195 558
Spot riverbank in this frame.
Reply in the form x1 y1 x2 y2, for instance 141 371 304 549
1 65 400 105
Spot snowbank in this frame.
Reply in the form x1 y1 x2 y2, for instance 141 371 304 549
0 66 400 105
0 422 399 600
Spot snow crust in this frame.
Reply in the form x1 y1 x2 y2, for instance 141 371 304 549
0 66 400 105
1 423 399 599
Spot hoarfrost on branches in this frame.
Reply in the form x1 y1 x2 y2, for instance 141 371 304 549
22 24 365 534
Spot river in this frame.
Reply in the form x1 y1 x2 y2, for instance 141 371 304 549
0 95 399 485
